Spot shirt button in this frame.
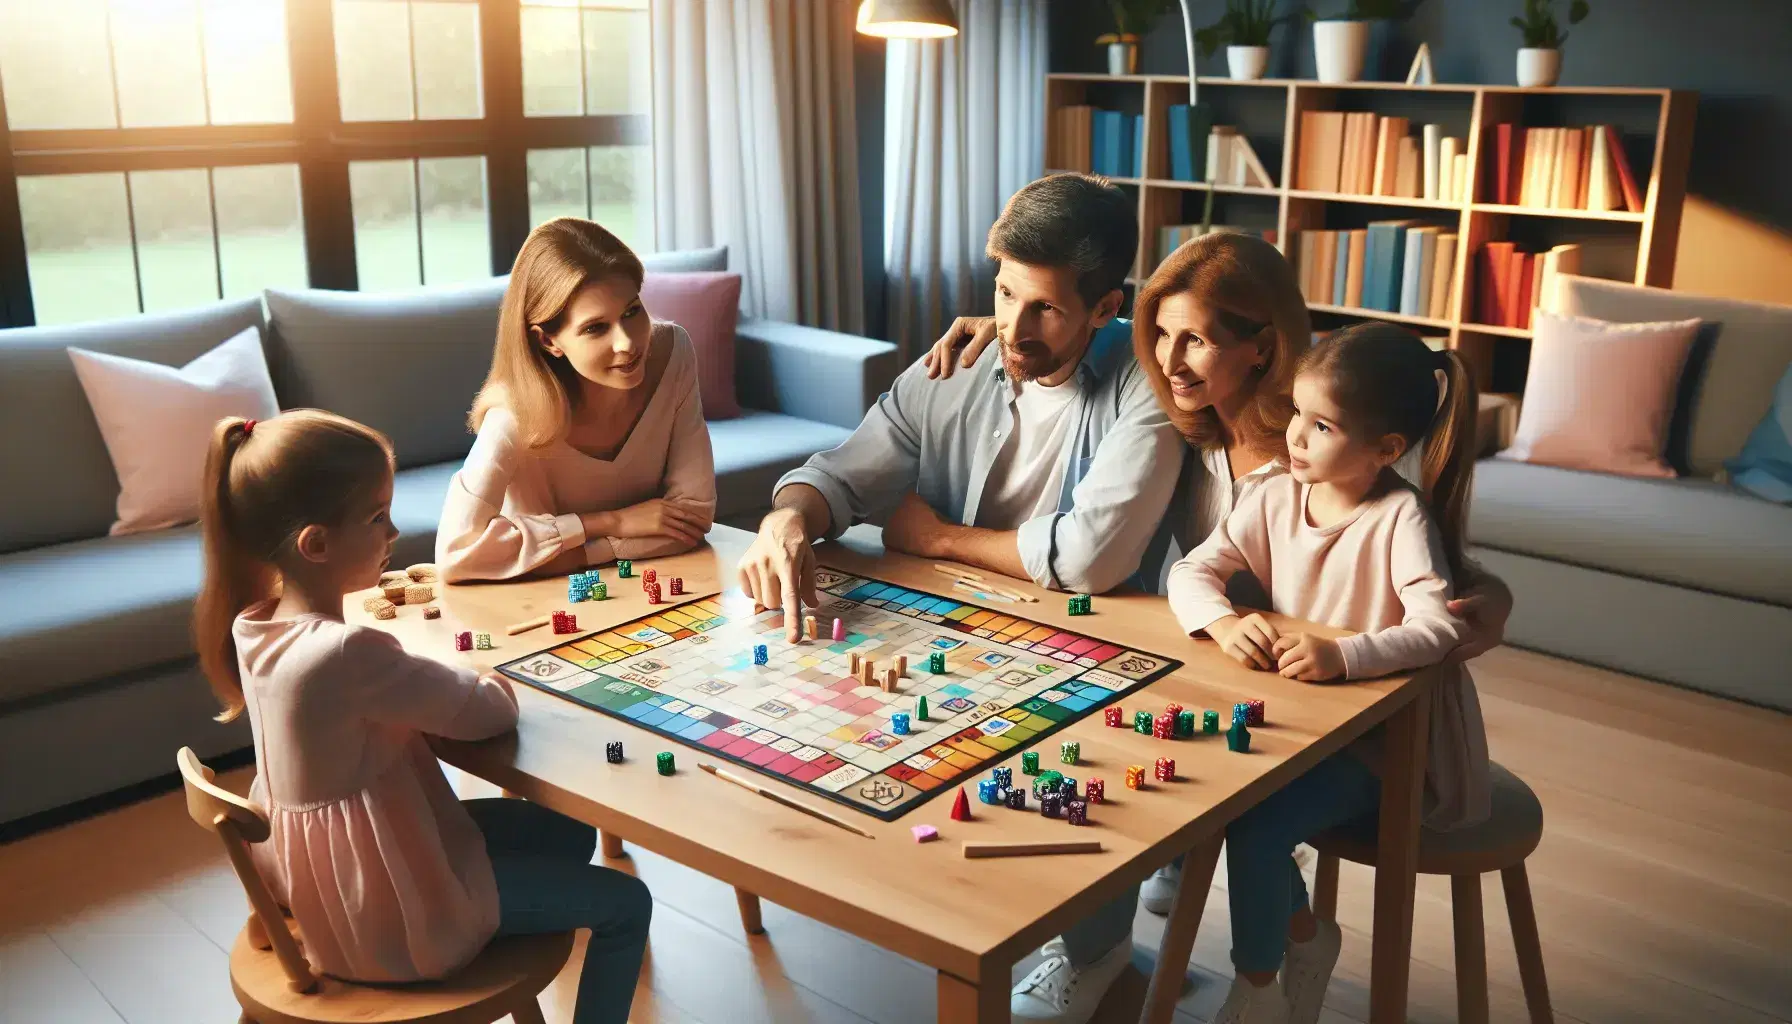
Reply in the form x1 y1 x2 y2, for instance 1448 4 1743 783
992 430 1001 438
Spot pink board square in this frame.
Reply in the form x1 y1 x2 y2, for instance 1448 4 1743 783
1062 637 1099 656
1087 643 1125 662
765 754 806 774
743 744 784 766
849 697 884 714
1034 632 1075 650
721 736 765 757
700 731 737 750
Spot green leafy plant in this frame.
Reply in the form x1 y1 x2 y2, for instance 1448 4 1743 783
1512 0 1589 48
1096 0 1174 42
1307 0 1425 21
1195 0 1283 56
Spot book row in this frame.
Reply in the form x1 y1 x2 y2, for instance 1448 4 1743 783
1474 242 1582 329
1156 224 1278 266
1166 108 1276 188
1296 111 1469 203
1487 124 1642 213
1296 222 1458 321
1049 105 1144 179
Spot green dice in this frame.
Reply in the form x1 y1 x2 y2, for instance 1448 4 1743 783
1203 709 1220 734
656 751 675 775
1175 710 1196 737
1021 750 1040 775
1134 710 1154 735
1060 740 1079 764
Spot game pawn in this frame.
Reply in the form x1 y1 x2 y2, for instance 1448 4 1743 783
1124 765 1146 790
978 779 1002 805
1203 709 1220 734
1060 740 1079 765
1154 756 1175 782
1133 710 1153 735
617 560 633 578
1152 712 1174 740
915 695 929 721
927 651 946 674
1040 792 1063 819
1005 788 1027 811
1065 799 1088 826
949 788 972 821
1227 720 1252 753
803 615 817 641
832 618 845 642
1020 751 1040 775
890 712 911 736
605 741 623 764
1104 706 1124 728
1084 778 1105 804
655 751 675 775
669 577 684 596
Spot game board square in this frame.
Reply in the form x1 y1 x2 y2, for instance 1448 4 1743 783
1098 650 1169 679
812 763 872 793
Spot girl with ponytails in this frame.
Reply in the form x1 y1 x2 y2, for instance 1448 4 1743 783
194 410 650 1024
1167 323 1493 1024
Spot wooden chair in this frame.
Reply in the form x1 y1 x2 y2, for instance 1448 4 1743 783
177 748 575 1024
1311 761 1554 1024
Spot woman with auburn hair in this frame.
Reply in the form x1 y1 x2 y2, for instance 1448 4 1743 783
926 232 1514 1024
438 217 716 582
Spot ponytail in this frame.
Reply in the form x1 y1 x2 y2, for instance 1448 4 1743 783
194 418 272 722
1422 350 1478 584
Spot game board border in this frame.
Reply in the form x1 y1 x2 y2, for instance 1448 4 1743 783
495 574 1183 822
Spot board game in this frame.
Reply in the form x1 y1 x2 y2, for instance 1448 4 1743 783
493 569 1182 821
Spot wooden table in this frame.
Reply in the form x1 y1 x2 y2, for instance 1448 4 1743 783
357 525 1436 1023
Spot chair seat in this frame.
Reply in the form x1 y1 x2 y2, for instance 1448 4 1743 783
230 927 574 1024
1312 762 1544 876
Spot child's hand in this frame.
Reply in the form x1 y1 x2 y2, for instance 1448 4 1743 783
1209 613 1280 671
1274 633 1345 681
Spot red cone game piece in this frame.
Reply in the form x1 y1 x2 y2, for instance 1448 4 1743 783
949 787 973 822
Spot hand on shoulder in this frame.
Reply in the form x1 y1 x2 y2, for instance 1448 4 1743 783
921 316 997 380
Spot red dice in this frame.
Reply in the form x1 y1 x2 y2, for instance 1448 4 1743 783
1104 706 1124 728
1154 756 1175 782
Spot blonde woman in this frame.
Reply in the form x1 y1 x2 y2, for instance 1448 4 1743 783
438 218 716 582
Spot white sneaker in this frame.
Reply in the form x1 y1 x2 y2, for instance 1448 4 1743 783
1010 937 1131 1023
1213 975 1291 1024
1280 919 1342 1024
1139 862 1181 915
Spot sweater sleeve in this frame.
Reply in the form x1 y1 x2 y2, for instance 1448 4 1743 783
436 407 585 582
584 326 719 564
1336 495 1473 679
1166 485 1270 636
341 628 519 740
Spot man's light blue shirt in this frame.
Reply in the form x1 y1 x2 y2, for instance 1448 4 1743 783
775 318 1184 594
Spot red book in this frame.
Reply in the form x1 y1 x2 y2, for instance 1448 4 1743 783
1603 124 1644 213
1480 241 1516 325
1513 253 1536 329
1500 247 1528 328
1495 123 1515 205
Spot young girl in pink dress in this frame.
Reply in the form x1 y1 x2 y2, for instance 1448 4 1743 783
1168 323 1493 1024
195 409 651 1024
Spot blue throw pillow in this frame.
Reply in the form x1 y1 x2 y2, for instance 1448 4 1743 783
1726 361 1792 503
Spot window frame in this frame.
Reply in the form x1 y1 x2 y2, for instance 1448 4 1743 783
0 0 652 327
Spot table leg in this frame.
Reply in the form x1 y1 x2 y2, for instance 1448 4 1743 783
937 964 1006 1023
600 831 626 859
735 889 766 935
1369 684 1432 1024
1142 835 1223 1024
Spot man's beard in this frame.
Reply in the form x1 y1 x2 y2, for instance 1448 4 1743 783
1000 339 1062 382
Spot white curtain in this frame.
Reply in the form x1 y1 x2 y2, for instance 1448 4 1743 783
651 0 866 334
882 0 1047 360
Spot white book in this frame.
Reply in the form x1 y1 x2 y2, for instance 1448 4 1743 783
1587 128 1615 211
1438 136 1460 202
1452 153 1468 205
1422 124 1441 200
1428 233 1458 320
1400 227 1439 317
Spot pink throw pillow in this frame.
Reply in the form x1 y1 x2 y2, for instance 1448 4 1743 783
1499 310 1702 478
68 326 280 534
641 271 742 420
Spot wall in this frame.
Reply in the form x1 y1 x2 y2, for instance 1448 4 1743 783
1052 0 1792 305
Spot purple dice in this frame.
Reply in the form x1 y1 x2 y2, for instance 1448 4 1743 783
1066 799 1088 826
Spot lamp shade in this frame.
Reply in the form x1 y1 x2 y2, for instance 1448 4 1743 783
856 0 958 39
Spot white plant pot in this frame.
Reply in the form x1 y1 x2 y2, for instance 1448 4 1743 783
1516 47 1562 87
1227 45 1270 81
1313 20 1370 83
1106 42 1139 76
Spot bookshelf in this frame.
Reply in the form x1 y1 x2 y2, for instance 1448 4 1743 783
1044 73 1696 393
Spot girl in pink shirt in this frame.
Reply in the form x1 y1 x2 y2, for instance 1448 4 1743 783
195 409 650 1024
437 218 717 582
1170 324 1493 1024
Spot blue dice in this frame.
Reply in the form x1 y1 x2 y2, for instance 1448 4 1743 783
753 644 768 666
891 712 911 736
992 766 1013 789
978 779 1002 804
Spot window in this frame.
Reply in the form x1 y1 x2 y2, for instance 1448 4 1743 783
527 146 653 251
521 0 651 118
333 0 483 122
350 157 491 289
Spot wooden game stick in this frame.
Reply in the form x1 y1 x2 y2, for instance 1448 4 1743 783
962 840 1104 859
506 614 551 636
699 764 875 839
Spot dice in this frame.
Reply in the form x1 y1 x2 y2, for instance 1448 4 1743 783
473 632 493 650
1085 778 1105 804
891 712 911 736
669 577 684 596
605 741 623 764
992 766 1012 789
1154 756 1175 782
753 644 768 666
1133 710 1153 735
1021 751 1040 775
928 651 946 674
1163 702 1184 720
1005 788 1027 811
1153 712 1175 740
1203 709 1220 734
1060 741 1079 765
1104 706 1124 728
1176 710 1196 737
646 583 662 605
656 751 675 775
617 560 633 578
643 568 657 585
1041 793 1063 818
1066 799 1088 826
1125 765 1145 790
551 611 577 634
978 779 1003 805
454 631 472 652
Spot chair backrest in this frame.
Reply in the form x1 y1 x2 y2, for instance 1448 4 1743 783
175 747 318 993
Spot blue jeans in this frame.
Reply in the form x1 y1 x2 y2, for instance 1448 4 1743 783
1056 753 1379 973
464 799 653 1024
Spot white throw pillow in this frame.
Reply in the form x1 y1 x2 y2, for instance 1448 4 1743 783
68 326 280 535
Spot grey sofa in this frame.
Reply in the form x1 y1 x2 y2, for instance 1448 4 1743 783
1467 275 1792 711
0 251 897 826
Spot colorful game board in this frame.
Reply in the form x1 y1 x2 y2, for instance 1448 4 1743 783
493 569 1182 821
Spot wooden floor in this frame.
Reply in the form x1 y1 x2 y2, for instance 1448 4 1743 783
2 646 1786 1024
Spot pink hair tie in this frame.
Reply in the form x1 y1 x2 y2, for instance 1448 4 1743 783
243 419 256 436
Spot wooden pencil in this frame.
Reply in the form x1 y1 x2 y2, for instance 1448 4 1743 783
962 839 1104 859
699 764 876 839
505 614 551 636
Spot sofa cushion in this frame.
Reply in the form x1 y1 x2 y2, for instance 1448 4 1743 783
0 298 266 555
1550 275 1792 478
1469 458 1792 606
640 245 729 274
264 281 505 470
0 462 466 706
709 411 853 520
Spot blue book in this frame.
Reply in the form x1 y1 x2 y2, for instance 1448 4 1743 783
1332 234 1350 306
1133 114 1146 177
1368 220 1416 312
1089 113 1108 176
1168 105 1194 181
1100 111 1128 179
1362 228 1384 311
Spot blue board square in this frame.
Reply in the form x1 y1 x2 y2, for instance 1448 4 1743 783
634 707 675 729
677 721 719 741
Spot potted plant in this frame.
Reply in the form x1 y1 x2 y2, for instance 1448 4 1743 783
1309 0 1423 84
1097 0 1172 75
1512 0 1589 87
1195 0 1281 81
